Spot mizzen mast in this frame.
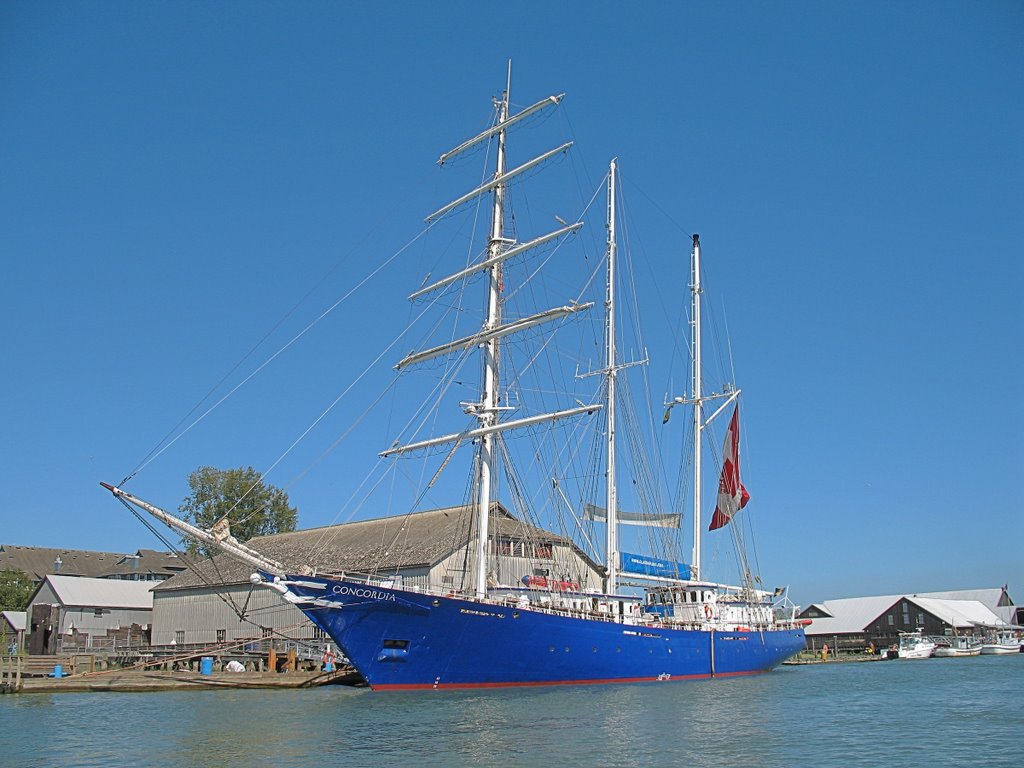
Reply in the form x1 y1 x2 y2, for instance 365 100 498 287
690 234 704 578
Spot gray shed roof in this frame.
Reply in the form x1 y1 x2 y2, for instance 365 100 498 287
155 502 590 591
34 575 155 610
2 610 26 632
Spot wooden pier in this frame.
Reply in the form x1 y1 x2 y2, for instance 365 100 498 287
1 653 363 693
17 666 363 693
1 655 23 693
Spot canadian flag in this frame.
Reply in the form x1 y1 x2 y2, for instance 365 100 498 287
709 406 750 531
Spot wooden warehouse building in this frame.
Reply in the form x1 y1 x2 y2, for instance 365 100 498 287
150 502 604 648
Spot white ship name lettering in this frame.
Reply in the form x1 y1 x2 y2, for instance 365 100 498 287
332 585 397 601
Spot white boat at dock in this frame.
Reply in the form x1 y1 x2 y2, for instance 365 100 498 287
889 630 936 659
979 631 1022 655
931 635 981 658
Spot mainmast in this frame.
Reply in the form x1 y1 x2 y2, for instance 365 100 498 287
604 159 620 594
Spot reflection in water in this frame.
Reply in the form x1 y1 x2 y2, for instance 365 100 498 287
2 658 1021 768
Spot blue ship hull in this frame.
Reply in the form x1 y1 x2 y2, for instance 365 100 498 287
282 576 805 690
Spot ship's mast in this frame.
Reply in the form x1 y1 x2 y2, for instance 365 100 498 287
690 233 703 578
604 159 619 594
473 68 511 599
385 70 600 597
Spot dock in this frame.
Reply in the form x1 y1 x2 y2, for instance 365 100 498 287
17 667 363 693
1 653 363 693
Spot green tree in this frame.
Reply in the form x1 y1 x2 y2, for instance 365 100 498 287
0 569 34 612
179 466 298 557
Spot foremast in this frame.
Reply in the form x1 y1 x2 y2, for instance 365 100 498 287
474 71 510 600
382 69 599 599
604 159 620 593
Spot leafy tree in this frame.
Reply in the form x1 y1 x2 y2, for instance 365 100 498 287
179 466 298 557
0 569 35 612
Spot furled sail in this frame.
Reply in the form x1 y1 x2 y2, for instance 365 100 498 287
708 406 750 530
584 503 680 528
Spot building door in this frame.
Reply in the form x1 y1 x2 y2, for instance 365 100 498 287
28 604 59 655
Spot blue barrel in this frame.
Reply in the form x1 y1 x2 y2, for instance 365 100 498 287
200 657 213 675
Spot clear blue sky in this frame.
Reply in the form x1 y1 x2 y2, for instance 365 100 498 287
2 1 1021 607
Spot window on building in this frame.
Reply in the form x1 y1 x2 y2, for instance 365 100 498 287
216 629 226 643
175 630 185 644
887 615 894 626
917 612 925 625
534 543 553 559
93 608 103 618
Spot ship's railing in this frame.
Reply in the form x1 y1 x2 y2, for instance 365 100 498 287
314 570 807 632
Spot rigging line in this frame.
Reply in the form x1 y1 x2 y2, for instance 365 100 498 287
114 495 254 624
122 220 440 487
503 172 605 309
230 289 449 530
303 379 473 564
120 197 428 488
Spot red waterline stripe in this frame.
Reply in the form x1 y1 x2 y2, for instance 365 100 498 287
371 669 763 691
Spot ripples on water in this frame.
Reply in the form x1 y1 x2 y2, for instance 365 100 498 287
2 655 1021 768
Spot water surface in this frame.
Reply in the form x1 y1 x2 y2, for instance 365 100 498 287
2 655 1020 767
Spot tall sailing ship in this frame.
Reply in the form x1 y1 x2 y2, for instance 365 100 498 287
103 70 806 690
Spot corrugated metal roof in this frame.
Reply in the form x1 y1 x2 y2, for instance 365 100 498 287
915 588 1008 610
155 501 593 591
907 597 1008 629
804 595 901 635
804 592 1012 635
42 575 155 609
2 610 26 632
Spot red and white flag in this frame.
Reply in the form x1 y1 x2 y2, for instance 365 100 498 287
709 406 750 531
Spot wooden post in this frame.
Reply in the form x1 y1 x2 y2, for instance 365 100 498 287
287 648 296 673
268 645 276 673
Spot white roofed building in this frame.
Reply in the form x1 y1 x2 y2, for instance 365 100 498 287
799 587 1018 651
25 574 155 655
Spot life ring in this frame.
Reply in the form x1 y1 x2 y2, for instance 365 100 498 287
704 604 714 619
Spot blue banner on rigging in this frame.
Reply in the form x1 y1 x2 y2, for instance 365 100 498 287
620 552 691 580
